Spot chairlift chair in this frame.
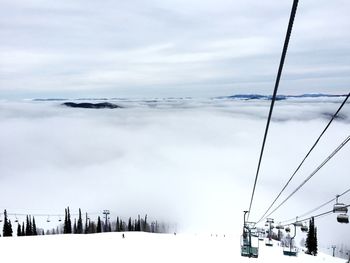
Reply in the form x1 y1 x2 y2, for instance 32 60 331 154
47 216 50 223
285 226 291 232
14 215 18 223
333 195 348 213
337 214 349 224
333 203 348 213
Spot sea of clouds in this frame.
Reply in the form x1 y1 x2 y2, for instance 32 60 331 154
0 97 349 245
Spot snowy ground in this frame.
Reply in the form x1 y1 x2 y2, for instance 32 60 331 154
0 232 346 263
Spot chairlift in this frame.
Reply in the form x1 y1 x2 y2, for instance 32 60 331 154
337 214 349 224
265 223 268 227
285 226 291 232
270 224 275 229
47 216 50 223
58 216 62 222
333 203 348 213
14 215 18 223
333 195 348 213
276 224 284 230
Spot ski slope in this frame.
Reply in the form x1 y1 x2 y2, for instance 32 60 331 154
0 232 346 263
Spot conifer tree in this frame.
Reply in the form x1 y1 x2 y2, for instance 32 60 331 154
97 216 102 233
73 219 77 234
67 207 72 233
21 222 25 236
85 213 89 234
314 227 318 256
306 217 318 256
77 209 83 234
116 217 120 232
26 215 32 236
2 209 13 237
128 217 132 231
8 220 13 237
64 207 72 234
32 217 37 236
17 223 22 236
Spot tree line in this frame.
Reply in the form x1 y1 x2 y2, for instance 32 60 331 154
2 207 170 237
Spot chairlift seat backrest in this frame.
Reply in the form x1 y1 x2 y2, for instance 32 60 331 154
337 214 349 224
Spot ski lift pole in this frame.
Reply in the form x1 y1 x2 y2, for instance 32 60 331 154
243 211 248 235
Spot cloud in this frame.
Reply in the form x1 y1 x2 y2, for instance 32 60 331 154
0 98 349 246
0 0 349 98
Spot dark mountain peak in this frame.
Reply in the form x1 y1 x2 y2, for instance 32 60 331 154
62 102 122 109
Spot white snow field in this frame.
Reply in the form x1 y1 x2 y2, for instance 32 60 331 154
0 232 346 263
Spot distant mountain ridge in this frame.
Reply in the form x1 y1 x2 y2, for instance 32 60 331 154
218 93 346 100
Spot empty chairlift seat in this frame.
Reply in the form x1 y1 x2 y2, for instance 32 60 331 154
337 214 349 224
333 203 348 213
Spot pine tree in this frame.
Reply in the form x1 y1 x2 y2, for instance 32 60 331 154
67 207 72 233
116 217 120 232
26 215 32 236
21 222 25 236
120 220 123 231
73 218 77 234
306 217 318 256
2 209 13 237
32 217 37 236
85 213 89 234
77 209 83 234
17 223 22 237
8 220 13 237
64 208 68 233
128 217 132 231
97 216 102 233
64 207 72 234
314 227 318 256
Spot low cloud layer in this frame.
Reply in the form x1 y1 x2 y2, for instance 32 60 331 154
0 98 349 246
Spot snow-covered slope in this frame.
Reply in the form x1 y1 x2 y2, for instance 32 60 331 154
0 232 346 263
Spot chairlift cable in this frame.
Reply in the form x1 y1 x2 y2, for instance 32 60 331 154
247 0 299 221
265 135 350 219
281 204 350 226
279 187 350 224
256 92 350 224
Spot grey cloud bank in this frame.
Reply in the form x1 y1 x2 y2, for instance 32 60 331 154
0 0 349 98
0 97 349 246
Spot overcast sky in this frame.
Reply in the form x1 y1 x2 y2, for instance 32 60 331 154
0 0 349 99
